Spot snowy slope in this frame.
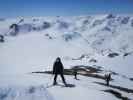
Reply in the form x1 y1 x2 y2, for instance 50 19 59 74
0 14 133 100
0 74 118 100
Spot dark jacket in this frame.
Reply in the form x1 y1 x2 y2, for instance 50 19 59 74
53 61 64 74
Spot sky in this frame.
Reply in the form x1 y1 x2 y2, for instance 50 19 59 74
0 0 133 17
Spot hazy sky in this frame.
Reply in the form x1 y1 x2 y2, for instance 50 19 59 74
0 0 133 17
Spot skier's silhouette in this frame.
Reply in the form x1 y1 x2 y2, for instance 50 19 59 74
105 73 111 86
53 57 67 86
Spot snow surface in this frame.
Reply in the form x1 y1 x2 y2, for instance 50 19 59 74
0 14 133 100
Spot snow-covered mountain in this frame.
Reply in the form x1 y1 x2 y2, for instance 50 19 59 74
0 14 133 100
1 14 133 53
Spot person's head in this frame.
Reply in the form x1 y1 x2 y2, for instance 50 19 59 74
55 57 61 62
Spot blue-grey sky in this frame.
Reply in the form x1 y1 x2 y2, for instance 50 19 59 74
0 0 133 17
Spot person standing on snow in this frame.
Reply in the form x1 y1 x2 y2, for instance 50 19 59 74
105 73 111 86
53 57 67 86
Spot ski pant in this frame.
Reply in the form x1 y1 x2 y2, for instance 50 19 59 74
53 74 66 84
106 79 110 86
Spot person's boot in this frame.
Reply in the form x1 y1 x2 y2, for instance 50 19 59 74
53 81 57 85
63 81 67 87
